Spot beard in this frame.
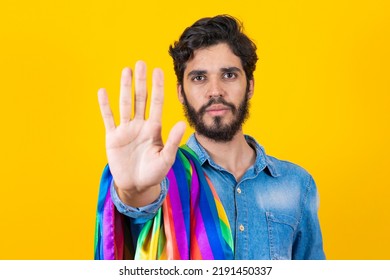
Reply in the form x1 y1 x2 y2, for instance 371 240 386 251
181 89 250 142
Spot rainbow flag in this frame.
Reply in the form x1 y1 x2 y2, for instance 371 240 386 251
94 146 234 260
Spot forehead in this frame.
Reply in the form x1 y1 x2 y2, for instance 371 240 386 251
184 43 243 73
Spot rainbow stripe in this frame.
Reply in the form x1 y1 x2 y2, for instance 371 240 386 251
95 145 234 260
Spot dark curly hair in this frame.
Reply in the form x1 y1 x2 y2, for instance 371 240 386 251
169 14 258 86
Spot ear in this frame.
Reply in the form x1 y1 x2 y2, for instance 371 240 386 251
247 79 255 99
177 84 184 104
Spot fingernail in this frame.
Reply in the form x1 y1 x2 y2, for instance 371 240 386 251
122 67 131 76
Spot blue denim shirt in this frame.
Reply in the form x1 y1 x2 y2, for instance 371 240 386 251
111 134 325 260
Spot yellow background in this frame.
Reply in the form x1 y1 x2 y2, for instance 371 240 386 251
0 0 389 259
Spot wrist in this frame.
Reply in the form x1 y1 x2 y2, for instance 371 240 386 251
114 181 161 208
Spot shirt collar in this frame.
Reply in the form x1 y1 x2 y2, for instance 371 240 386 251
185 133 280 178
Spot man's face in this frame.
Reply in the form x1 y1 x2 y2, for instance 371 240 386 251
179 43 254 142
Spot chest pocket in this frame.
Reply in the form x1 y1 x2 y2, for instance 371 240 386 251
266 211 298 260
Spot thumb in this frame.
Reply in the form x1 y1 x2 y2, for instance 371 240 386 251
161 121 186 165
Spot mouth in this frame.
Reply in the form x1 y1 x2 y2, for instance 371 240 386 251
205 105 231 116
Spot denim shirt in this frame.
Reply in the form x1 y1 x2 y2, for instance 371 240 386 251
111 134 325 260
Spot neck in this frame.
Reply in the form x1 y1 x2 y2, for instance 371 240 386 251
195 131 256 181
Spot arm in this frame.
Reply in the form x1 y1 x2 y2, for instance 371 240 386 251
292 175 326 260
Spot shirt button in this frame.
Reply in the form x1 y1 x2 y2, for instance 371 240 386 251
239 224 245 232
237 187 241 194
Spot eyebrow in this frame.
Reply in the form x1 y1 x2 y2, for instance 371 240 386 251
221 67 242 73
187 70 207 77
186 67 243 78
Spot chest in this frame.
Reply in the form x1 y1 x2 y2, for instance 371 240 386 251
204 168 303 259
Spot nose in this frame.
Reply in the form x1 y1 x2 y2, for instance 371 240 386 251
207 79 225 99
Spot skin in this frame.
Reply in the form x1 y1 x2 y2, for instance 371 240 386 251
179 43 256 181
98 62 186 207
98 43 255 207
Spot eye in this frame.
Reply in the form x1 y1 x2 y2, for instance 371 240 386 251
223 72 237 79
191 75 206 82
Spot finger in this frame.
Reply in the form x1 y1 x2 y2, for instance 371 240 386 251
119 67 132 124
97 88 116 133
149 68 164 123
161 121 186 165
134 61 147 119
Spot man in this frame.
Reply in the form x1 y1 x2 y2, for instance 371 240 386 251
95 15 325 260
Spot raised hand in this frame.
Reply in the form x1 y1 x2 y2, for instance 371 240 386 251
98 61 186 207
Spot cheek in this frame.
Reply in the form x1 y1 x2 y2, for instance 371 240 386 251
185 85 203 96
183 87 205 104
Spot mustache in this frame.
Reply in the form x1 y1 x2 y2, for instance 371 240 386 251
198 97 236 115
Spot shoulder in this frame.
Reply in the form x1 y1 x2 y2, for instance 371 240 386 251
266 154 315 189
246 134 313 184
266 155 311 180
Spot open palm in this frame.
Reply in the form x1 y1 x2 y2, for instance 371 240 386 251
98 61 185 206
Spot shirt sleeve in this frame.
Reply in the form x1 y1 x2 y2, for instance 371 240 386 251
109 177 168 223
292 175 326 260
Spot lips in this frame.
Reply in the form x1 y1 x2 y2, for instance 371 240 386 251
204 104 231 116
198 97 236 116
205 104 231 112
